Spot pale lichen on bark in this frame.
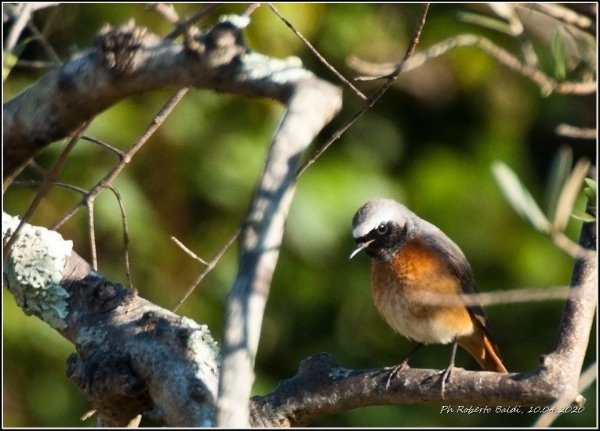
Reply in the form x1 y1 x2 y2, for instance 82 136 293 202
3 212 72 329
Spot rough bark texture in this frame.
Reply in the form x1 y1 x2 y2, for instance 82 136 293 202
3 213 219 427
3 10 596 428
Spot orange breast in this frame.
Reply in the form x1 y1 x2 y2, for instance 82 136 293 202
370 238 474 344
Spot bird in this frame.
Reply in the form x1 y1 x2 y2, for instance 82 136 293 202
350 198 507 392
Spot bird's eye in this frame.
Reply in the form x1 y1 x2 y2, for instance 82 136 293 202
376 223 388 235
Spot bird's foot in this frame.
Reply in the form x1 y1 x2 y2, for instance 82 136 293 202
438 364 454 398
384 360 410 390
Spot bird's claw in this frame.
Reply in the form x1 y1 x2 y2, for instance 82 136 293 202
439 365 454 398
384 360 410 390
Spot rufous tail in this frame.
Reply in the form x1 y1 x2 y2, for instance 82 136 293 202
458 326 508 373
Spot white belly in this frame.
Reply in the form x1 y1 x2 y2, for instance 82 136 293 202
374 288 473 344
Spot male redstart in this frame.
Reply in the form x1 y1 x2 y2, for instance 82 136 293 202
350 198 507 390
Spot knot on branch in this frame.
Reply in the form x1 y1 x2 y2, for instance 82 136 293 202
95 19 158 75
298 353 348 380
67 351 151 425
263 353 351 399
199 16 248 71
88 278 134 314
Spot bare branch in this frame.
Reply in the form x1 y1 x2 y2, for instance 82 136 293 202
170 236 209 266
525 3 595 32
489 3 539 67
543 205 597 401
556 124 596 139
5 3 35 52
26 15 62 65
147 3 180 24
2 16 301 180
172 227 242 312
533 361 597 427
3 213 220 426
249 353 554 427
267 3 367 101
217 76 343 427
81 135 125 158
3 122 89 260
163 4 223 40
297 3 430 177
349 34 596 96
51 88 189 230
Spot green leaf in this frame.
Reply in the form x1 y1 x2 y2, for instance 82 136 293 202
552 158 591 231
584 178 596 205
3 37 32 82
457 11 512 35
3 51 19 82
571 210 596 223
551 29 567 80
492 161 551 233
545 146 572 220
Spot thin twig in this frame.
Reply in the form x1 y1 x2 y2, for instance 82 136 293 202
556 124 596 140
242 3 261 17
267 3 367 101
51 88 189 231
108 186 134 290
14 59 58 69
551 229 596 261
81 135 125 158
148 3 180 24
488 4 539 67
416 285 578 308
26 18 62 65
525 3 594 32
11 179 87 194
172 226 242 312
87 199 98 270
164 3 222 40
3 121 90 260
297 3 430 178
171 236 209 265
350 34 596 96
9 178 132 286
5 3 34 52
578 361 598 393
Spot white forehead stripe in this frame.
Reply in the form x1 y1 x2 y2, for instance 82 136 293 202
352 199 406 238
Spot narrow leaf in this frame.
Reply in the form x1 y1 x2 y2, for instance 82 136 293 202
457 12 512 35
551 29 567 80
553 158 591 231
571 211 596 223
584 178 596 205
492 161 550 233
545 146 572 220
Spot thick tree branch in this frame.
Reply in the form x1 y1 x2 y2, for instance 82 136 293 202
2 15 309 181
3 213 219 427
249 354 554 427
216 72 342 427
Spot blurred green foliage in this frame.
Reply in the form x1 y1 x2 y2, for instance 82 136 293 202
3 3 596 427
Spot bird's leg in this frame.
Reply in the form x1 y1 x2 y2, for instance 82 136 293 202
385 342 424 390
439 337 458 398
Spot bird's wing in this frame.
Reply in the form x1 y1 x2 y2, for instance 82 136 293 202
422 227 504 356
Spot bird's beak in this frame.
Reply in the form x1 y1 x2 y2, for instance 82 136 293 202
349 239 374 259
